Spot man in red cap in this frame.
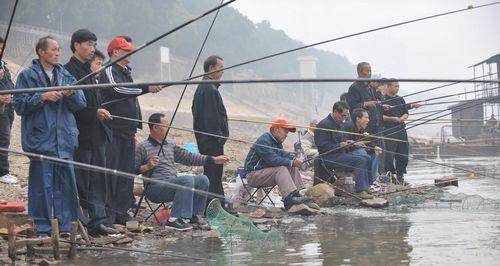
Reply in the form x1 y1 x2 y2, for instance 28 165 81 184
243 118 310 210
99 37 161 225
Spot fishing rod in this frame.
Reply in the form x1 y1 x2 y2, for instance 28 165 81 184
110 115 385 177
101 2 500 106
158 0 223 154
303 95 499 166
110 115 495 188
389 86 499 108
70 0 236 86
411 108 450 115
385 72 498 103
365 146 496 180
0 0 19 61
190 2 500 81
135 0 225 218
0 232 210 261
227 117 406 143
5 77 499 95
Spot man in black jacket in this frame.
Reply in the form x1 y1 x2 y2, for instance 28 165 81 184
64 29 117 235
314 101 373 199
346 62 383 135
0 37 17 185
99 37 161 225
192 55 229 206
382 80 418 183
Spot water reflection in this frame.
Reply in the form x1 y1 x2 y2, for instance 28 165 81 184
71 156 500 265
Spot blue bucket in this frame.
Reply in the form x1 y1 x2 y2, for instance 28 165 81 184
183 143 198 153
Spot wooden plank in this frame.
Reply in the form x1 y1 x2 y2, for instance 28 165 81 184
8 226 16 261
26 228 35 261
434 177 459 187
68 222 78 259
51 219 60 260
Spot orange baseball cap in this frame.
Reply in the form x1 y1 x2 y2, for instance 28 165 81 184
107 37 135 53
270 118 296 132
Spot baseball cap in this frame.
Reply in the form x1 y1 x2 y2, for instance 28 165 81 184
107 37 135 53
270 118 296 133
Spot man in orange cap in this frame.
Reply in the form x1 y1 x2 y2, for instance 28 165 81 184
99 37 161 225
243 118 310 210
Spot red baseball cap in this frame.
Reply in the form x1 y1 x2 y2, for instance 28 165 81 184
270 118 296 133
107 37 135 53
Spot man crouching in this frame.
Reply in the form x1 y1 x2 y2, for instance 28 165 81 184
135 113 229 231
244 119 309 210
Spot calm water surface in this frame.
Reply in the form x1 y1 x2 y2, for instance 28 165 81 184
72 156 500 265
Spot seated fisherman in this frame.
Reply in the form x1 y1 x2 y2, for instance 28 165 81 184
135 113 229 231
244 119 309 210
341 108 382 187
314 101 373 199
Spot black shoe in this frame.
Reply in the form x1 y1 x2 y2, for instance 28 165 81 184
90 224 119 236
190 215 211 230
291 196 312 205
165 219 193 231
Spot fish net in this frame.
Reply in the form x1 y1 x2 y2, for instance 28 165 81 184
206 199 285 245
386 186 500 210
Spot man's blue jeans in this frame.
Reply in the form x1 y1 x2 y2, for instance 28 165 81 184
353 148 379 186
146 175 209 218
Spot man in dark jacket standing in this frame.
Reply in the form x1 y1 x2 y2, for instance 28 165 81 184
100 37 161 225
64 29 116 235
192 55 229 206
0 37 17 184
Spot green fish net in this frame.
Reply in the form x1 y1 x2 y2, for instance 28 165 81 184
206 199 285 245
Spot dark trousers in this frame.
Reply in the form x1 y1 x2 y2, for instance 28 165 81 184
197 139 224 203
74 143 108 232
28 159 79 236
0 107 13 176
105 134 135 225
323 152 370 192
384 130 409 177
146 175 209 218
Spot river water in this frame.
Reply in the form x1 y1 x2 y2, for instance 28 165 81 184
73 156 500 265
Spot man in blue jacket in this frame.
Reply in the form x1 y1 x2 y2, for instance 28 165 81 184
244 119 309 210
13 36 87 236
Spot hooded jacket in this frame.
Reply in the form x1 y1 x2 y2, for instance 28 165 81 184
13 59 86 158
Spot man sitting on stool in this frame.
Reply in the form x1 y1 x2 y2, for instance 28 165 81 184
135 113 229 231
243 119 309 210
315 101 373 199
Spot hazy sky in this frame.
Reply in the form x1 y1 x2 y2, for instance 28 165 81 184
233 0 500 95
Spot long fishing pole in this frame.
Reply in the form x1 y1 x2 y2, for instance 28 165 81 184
0 0 19 61
72 0 236 86
190 2 500 81
386 72 498 103
228 117 406 143
110 115 494 186
101 2 500 107
303 95 499 166
158 0 224 153
0 232 210 261
390 87 499 108
4 77 499 95
135 2 226 217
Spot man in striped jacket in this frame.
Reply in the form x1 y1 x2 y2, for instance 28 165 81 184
136 113 229 231
99 37 161 225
